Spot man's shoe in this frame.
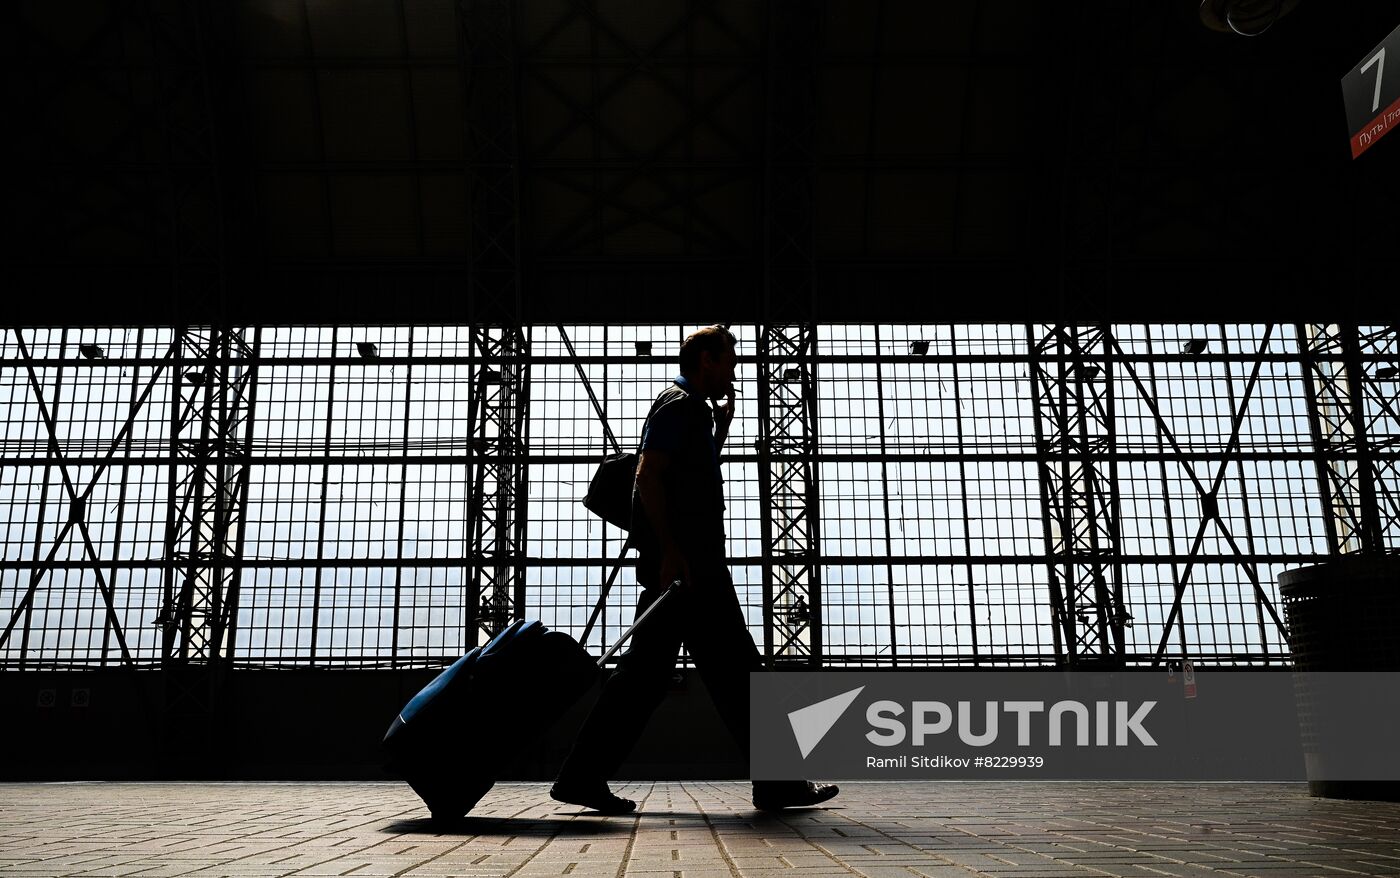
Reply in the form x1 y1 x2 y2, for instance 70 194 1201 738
752 780 840 811
550 781 637 814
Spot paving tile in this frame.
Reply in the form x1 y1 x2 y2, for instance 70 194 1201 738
5 782 1400 878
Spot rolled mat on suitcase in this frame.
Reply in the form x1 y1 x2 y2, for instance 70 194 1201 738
383 583 677 821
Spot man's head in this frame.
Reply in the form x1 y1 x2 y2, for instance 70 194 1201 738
678 324 737 400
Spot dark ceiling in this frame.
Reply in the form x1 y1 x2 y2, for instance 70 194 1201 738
4 0 1399 326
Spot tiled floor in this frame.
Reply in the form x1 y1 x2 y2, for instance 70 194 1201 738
2 782 1399 878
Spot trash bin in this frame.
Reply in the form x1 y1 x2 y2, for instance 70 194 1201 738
1280 555 1400 800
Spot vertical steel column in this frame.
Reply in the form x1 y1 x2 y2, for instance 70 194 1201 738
1300 324 1400 554
142 0 254 771
873 326 899 666
460 0 529 642
757 325 822 666
759 0 821 666
149 0 245 663
390 329 415 667
158 324 258 778
1030 324 1126 666
466 327 531 643
160 326 258 667
1032 0 1127 668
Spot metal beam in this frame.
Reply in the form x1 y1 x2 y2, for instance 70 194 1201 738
757 324 822 666
465 326 532 641
1300 324 1400 555
1029 324 1125 667
1130 327 1291 665
0 333 176 660
458 0 532 641
756 0 821 666
159 327 258 665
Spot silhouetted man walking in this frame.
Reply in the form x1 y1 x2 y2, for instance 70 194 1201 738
551 325 838 814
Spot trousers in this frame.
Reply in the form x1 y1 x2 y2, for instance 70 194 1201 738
556 561 761 784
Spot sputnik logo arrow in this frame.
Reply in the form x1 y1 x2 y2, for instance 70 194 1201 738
787 686 865 758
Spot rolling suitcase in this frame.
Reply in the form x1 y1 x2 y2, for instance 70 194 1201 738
383 568 676 821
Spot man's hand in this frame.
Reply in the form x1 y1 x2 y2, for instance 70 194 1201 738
659 544 691 589
713 389 735 447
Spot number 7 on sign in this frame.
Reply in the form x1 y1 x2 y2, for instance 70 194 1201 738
1362 47 1386 113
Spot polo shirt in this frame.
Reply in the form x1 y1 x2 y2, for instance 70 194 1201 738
631 375 727 562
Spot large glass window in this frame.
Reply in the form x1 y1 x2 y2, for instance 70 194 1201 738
1 323 1369 669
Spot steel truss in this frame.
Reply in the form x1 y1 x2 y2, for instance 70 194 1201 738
3 1 249 759
1029 324 1125 666
465 327 531 642
460 0 531 641
160 328 259 665
756 0 821 666
155 327 257 773
1300 324 1400 555
757 325 822 666
1029 0 1130 668
136 0 255 767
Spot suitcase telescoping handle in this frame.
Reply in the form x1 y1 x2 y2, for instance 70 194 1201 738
594 580 681 668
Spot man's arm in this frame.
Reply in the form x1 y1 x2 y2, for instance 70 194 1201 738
636 448 689 586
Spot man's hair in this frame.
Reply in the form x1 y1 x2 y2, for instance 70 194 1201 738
678 324 737 373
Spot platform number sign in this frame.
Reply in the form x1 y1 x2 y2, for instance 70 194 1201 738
1343 21 1400 158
